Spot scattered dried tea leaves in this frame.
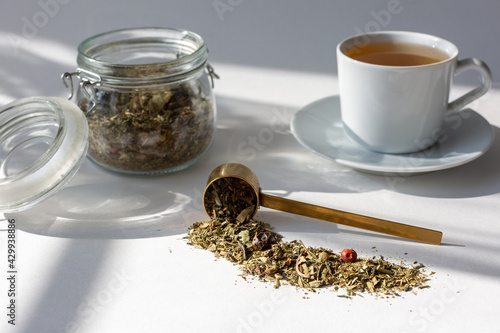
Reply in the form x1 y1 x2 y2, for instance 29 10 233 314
187 216 432 296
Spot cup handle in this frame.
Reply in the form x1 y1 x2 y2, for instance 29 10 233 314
448 58 492 112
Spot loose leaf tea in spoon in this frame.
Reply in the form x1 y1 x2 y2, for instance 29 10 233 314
204 177 257 221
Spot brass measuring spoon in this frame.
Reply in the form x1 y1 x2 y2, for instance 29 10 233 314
203 163 442 245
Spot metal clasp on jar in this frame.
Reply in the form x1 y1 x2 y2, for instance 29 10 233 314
206 63 219 88
61 68 102 112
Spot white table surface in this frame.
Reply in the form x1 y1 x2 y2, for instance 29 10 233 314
1 62 500 333
1 1 500 332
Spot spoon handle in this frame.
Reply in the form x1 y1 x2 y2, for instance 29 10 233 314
260 193 442 245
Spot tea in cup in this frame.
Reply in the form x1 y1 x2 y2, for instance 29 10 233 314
337 31 492 154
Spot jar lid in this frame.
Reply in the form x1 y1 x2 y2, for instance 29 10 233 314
0 97 88 213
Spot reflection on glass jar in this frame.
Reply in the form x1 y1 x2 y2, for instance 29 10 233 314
68 27 217 175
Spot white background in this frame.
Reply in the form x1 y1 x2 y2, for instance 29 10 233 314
1 1 500 333
0 0 499 104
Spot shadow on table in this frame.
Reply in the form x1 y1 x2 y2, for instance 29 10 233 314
9 94 374 239
3 32 497 332
8 158 209 239
10 96 500 240
380 125 500 199
7 96 500 333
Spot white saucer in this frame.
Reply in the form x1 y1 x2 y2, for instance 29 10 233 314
291 96 494 175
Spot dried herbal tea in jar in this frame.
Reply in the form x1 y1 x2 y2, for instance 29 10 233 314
82 82 214 174
68 27 217 175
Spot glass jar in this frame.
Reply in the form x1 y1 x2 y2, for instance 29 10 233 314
64 27 217 175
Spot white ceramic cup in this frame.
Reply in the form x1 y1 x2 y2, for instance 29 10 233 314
337 31 492 154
